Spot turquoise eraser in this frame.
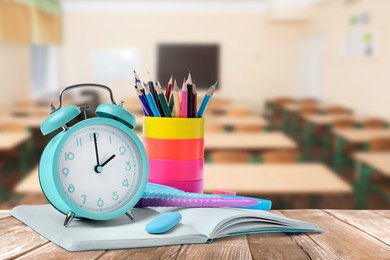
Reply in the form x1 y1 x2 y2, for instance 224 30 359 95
145 212 182 234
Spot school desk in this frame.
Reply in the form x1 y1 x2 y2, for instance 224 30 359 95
353 152 390 209
333 129 390 173
0 132 31 197
205 116 268 131
3 209 387 259
204 132 297 152
1 114 46 129
302 114 364 159
0 132 30 151
282 103 352 134
204 163 352 197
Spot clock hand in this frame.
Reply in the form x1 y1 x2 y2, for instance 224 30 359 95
93 132 100 166
101 154 116 167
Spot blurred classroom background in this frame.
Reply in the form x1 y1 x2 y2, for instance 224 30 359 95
1 0 389 210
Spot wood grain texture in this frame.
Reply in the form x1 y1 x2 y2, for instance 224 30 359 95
0 227 48 259
175 235 251 260
282 210 390 259
325 210 390 246
247 233 311 260
0 216 28 236
16 243 105 260
0 210 389 259
98 245 181 260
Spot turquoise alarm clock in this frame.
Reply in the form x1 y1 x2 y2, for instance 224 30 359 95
39 83 149 227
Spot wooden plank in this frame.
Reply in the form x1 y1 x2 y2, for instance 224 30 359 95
0 227 48 259
247 233 311 259
0 216 28 236
98 245 181 260
325 210 390 246
282 210 390 259
16 243 105 260
175 235 251 260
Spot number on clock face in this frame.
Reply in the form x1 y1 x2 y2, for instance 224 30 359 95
57 124 142 213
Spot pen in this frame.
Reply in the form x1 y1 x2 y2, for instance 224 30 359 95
142 185 272 210
135 197 259 208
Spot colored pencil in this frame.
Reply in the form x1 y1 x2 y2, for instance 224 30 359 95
186 72 194 118
165 75 173 101
211 81 218 97
197 85 215 117
168 91 174 112
155 82 172 117
135 85 153 116
173 79 181 117
181 78 188 118
134 70 141 83
192 81 197 117
147 72 163 115
144 82 161 117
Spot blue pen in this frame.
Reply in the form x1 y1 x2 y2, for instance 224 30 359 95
143 183 271 210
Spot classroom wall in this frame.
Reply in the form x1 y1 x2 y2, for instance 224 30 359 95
0 45 31 107
59 9 307 105
304 0 390 120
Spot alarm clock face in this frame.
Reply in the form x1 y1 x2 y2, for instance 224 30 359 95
56 123 143 214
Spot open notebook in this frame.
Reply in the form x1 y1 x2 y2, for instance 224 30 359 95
11 204 321 252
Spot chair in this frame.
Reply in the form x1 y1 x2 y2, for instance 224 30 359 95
208 151 253 164
324 106 350 115
273 97 294 117
361 118 387 129
296 106 318 130
299 98 317 106
368 138 390 151
261 151 300 164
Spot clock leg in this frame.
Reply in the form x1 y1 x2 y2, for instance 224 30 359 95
125 210 135 221
64 211 75 227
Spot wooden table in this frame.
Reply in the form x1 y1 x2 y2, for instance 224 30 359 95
204 163 352 196
205 116 268 130
353 152 390 209
333 129 390 172
204 132 297 152
1 209 388 259
302 114 367 159
1 115 46 128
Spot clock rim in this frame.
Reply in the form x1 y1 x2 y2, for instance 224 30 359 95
40 117 149 220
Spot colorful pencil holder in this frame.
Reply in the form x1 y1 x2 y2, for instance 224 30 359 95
143 117 204 193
